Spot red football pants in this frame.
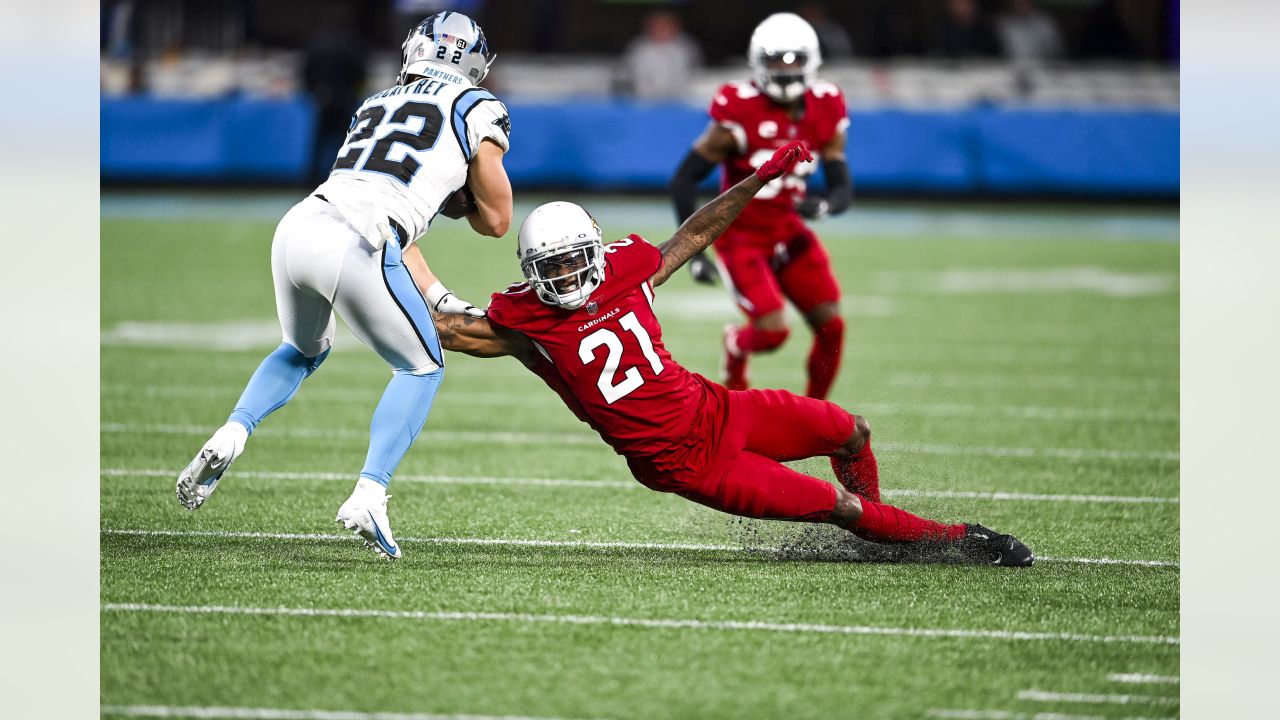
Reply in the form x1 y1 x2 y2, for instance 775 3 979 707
676 388 854 521
716 224 841 320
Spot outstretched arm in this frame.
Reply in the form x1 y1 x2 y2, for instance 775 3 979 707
432 313 536 365
669 122 740 285
651 141 813 287
401 243 485 317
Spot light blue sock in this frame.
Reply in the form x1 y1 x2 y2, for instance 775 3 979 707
228 343 329 434
359 369 444 487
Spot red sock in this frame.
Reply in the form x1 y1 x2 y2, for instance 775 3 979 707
735 325 789 353
851 496 964 543
831 438 880 502
806 317 844 399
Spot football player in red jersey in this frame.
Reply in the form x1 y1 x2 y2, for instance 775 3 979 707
671 12 852 400
429 141 1032 566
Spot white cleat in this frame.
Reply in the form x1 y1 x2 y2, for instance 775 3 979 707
176 421 248 511
335 478 402 559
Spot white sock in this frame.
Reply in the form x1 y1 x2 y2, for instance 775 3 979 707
355 477 388 497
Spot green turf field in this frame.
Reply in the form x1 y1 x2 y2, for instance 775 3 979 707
101 192 1179 720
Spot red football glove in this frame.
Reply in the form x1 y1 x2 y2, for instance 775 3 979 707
754 141 814 182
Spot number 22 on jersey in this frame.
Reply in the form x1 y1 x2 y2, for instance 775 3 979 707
332 101 444 184
578 311 663 404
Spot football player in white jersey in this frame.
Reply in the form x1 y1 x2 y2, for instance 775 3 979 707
175 12 513 560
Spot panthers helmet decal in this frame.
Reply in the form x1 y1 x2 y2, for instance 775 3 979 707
399 11 496 86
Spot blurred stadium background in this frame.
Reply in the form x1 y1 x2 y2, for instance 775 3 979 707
101 0 1178 197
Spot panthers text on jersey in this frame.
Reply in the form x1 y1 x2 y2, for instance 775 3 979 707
709 80 848 241
486 237 730 465
316 75 511 247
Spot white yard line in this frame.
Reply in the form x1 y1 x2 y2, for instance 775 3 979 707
887 372 1174 392
99 423 1179 462
100 603 1180 646
1105 674 1179 685
103 467 637 489
101 422 599 446
100 528 1180 568
100 467 1180 505
1016 690 1178 706
100 383 1178 423
927 710 1167 720
99 704 590 720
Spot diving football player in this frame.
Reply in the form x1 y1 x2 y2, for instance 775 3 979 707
434 142 1032 566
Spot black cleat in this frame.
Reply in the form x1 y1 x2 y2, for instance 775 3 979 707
959 524 1035 567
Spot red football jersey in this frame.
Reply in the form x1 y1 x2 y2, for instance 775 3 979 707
709 81 849 241
487 236 728 460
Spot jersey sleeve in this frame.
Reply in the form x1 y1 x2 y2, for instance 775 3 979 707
602 235 662 287
451 88 511 160
809 82 849 146
708 83 754 154
486 281 536 331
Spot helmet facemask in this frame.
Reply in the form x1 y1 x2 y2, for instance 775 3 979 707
521 241 605 310
751 50 817 104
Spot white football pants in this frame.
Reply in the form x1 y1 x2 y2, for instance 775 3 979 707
271 195 442 374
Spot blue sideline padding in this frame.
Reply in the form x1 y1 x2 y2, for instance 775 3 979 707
101 97 316 181
101 96 1177 195
972 108 1179 195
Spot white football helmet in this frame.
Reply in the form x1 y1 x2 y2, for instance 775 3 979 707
398 11 495 86
748 13 822 104
517 202 606 310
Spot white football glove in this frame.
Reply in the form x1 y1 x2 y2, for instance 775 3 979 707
370 222 393 251
424 281 486 318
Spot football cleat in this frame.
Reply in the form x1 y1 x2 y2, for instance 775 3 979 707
958 524 1034 567
176 421 248 510
336 478 402 559
723 324 750 391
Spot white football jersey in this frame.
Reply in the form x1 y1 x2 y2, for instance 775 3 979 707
315 73 511 247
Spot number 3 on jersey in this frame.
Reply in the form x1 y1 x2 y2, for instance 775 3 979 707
578 311 663 404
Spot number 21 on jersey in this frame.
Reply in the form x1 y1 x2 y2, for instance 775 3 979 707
578 311 663 404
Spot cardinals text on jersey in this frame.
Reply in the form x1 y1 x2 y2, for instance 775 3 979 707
316 76 511 247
